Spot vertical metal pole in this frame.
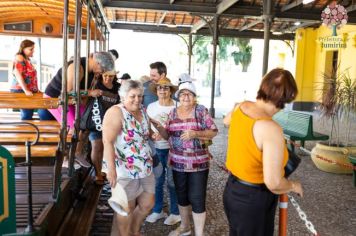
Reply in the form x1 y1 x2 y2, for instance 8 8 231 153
70 0 82 176
188 34 192 75
53 0 69 197
107 31 110 51
262 0 272 76
25 141 33 233
209 15 218 118
85 1 91 91
94 20 97 52
278 194 288 236
36 38 42 90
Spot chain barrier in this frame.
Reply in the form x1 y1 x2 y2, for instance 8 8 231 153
287 140 356 171
288 195 319 236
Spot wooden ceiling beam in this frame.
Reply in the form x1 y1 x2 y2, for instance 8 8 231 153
239 19 262 31
110 22 295 40
281 0 303 12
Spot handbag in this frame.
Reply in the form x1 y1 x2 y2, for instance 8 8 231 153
80 97 104 131
284 149 301 178
195 106 213 149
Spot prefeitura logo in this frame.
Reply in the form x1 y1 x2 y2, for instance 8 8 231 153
321 2 348 36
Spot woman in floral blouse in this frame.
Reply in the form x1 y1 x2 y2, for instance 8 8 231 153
103 80 154 236
152 74 218 236
10 39 53 120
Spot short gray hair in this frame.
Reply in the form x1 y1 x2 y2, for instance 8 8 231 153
93 52 115 72
119 80 143 99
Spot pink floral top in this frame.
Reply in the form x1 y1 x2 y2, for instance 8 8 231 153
165 104 218 172
113 104 153 179
11 57 38 92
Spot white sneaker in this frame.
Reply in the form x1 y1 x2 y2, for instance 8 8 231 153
145 211 167 223
168 225 191 236
164 214 181 225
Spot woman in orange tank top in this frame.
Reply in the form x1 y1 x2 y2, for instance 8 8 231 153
223 68 303 236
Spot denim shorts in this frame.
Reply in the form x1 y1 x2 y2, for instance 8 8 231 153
89 131 102 141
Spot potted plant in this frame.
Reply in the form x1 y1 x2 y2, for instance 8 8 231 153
311 66 356 174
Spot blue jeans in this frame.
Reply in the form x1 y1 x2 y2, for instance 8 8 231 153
20 108 54 120
153 148 179 215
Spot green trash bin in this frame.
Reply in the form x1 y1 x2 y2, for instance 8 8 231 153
348 155 356 187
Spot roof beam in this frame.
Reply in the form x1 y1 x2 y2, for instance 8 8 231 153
239 19 262 31
158 11 167 25
281 0 303 12
104 1 216 14
110 22 295 40
217 0 239 14
346 4 356 13
190 0 238 33
282 21 317 33
170 0 175 4
104 2 356 24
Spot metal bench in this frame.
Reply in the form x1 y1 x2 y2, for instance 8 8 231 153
273 110 329 152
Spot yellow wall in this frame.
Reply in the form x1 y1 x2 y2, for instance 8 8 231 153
294 25 356 102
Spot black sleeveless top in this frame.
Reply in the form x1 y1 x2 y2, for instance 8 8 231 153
95 79 120 110
45 57 95 98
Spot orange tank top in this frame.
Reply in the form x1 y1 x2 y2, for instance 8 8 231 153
225 106 288 184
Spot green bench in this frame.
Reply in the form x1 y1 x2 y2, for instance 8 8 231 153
273 110 329 152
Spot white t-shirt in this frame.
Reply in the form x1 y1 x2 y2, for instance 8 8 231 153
147 100 177 149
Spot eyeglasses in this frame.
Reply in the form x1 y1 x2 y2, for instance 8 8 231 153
179 92 194 98
103 74 115 78
157 86 170 91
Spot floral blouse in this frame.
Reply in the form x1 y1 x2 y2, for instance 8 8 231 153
112 104 153 179
165 104 218 172
11 57 38 92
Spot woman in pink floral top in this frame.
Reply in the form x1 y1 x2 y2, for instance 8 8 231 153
152 74 218 236
10 39 53 120
103 80 154 236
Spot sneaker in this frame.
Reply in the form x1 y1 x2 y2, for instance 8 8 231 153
168 226 191 236
164 214 181 226
145 211 167 223
75 155 91 168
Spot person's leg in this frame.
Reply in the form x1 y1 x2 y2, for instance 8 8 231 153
152 148 166 213
113 199 136 236
37 109 55 120
89 133 104 184
167 166 179 215
131 174 155 235
20 109 34 120
187 170 209 236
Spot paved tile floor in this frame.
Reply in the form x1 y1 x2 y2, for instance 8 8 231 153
91 118 356 236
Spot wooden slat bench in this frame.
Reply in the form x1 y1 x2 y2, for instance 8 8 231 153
273 110 329 152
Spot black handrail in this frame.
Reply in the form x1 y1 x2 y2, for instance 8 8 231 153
0 121 40 233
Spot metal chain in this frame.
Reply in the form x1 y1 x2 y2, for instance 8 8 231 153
288 194 319 236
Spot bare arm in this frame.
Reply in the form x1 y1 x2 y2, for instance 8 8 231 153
223 103 240 127
13 55 32 95
181 129 217 141
255 120 303 196
66 63 84 92
103 106 123 187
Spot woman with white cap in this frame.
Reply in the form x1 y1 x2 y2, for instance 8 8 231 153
152 73 218 236
145 77 181 226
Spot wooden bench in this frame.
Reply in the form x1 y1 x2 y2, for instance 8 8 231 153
273 110 329 152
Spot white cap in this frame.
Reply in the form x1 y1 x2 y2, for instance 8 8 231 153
175 81 197 99
178 73 193 84
108 183 129 216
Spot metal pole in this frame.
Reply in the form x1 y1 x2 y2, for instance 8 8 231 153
94 20 97 52
278 194 288 236
25 141 33 233
70 0 82 176
36 38 42 90
107 31 110 51
262 0 272 76
188 34 192 75
209 15 218 118
85 0 91 91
